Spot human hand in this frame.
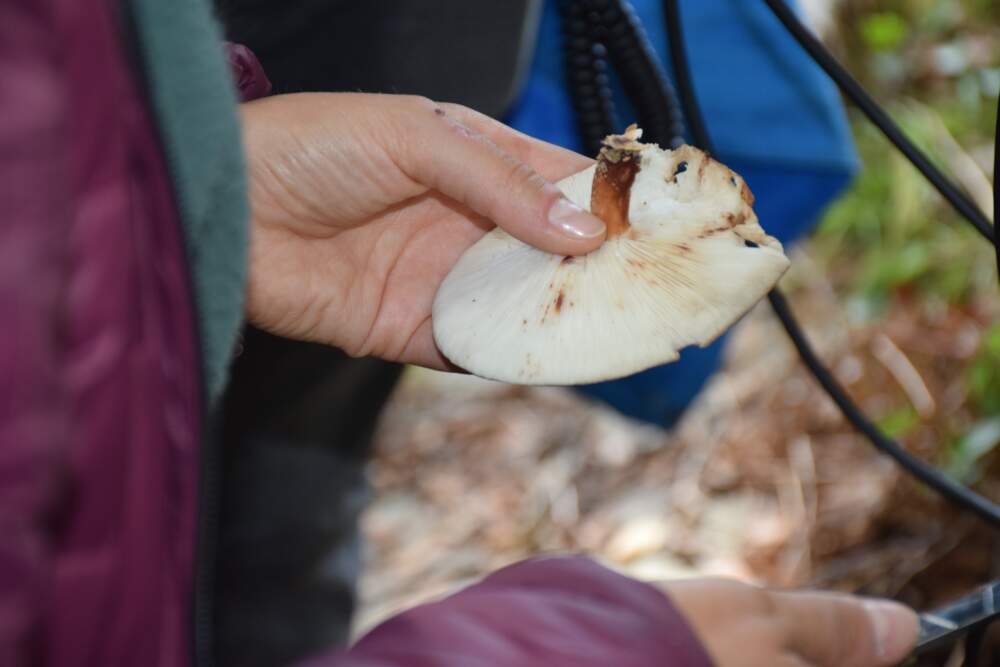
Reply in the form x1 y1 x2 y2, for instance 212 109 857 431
663 578 919 667
241 93 604 368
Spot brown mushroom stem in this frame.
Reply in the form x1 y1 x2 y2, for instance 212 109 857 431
591 128 643 238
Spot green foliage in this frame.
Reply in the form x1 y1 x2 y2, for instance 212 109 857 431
944 417 1000 483
812 0 999 485
877 405 921 439
860 12 909 51
813 98 996 305
969 0 1000 22
968 323 1000 416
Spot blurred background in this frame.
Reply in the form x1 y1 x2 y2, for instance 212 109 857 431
355 0 1000 647
212 1 999 665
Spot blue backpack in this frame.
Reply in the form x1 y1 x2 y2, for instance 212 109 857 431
503 0 858 427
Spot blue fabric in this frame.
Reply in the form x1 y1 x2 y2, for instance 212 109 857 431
502 0 858 426
575 162 852 425
505 0 857 168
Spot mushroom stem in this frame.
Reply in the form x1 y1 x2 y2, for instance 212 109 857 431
591 125 644 238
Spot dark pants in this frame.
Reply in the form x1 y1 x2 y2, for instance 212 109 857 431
212 2 536 664
217 328 402 667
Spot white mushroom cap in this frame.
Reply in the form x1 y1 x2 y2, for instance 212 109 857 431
432 126 790 385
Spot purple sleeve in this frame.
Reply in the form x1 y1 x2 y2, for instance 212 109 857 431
0 2 73 665
298 556 714 667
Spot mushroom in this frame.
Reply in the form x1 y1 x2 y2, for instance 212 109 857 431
432 125 790 385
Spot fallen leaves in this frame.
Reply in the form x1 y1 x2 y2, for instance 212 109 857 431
355 260 1000 641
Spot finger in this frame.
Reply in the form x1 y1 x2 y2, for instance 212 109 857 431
390 99 606 256
395 315 468 374
773 591 918 666
436 102 595 180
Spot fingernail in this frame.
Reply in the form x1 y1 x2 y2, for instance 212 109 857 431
864 600 919 662
548 197 606 239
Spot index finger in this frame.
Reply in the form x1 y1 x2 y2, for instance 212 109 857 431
390 99 606 256
435 102 595 181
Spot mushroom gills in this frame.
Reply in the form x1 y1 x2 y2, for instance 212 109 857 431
432 126 790 385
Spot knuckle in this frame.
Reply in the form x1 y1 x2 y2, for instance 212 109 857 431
752 620 787 650
402 94 438 113
745 586 780 618
736 620 792 666
500 155 546 194
506 132 536 161
389 96 441 138
438 101 472 118
770 614 802 652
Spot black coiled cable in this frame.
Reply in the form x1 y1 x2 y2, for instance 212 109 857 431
558 0 686 154
661 0 1000 528
560 0 1000 528
559 1 619 157
590 0 686 148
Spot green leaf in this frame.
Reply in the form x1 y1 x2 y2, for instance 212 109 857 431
945 417 1000 484
967 323 1000 416
986 323 1000 358
859 12 909 51
878 406 920 439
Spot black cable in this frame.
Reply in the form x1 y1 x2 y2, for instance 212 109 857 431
662 0 713 153
587 0 686 148
662 0 1000 528
559 1 619 157
994 92 999 284
559 0 687 154
768 291 1000 527
762 0 995 244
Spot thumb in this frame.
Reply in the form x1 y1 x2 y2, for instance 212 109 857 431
774 591 919 666
392 100 606 256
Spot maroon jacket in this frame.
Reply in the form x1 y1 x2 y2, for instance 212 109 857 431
0 1 712 666
0 0 201 665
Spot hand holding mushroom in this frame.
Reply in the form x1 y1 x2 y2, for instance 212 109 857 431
243 93 788 381
242 92 605 368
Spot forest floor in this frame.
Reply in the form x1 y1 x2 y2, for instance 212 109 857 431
355 2 1000 663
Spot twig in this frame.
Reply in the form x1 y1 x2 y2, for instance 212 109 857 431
943 642 965 667
780 436 818 583
907 99 995 223
871 333 936 418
